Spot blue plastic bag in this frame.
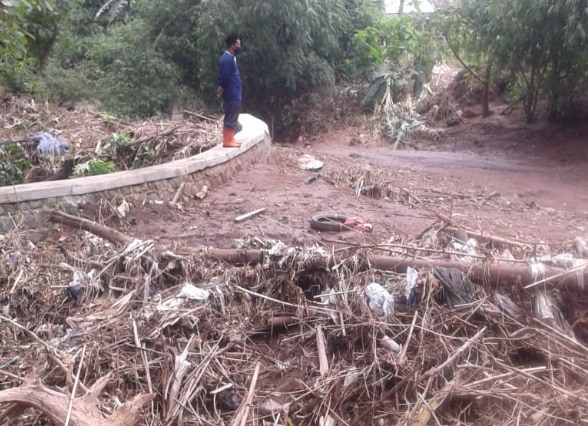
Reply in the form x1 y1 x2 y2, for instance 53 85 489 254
25 132 69 155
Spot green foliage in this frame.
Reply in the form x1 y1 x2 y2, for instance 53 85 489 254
194 0 349 132
451 0 588 123
86 20 182 117
0 0 38 89
0 160 25 186
348 14 441 93
94 0 133 24
41 62 94 104
105 132 131 150
97 132 155 169
0 143 30 186
73 158 116 176
347 27 386 77
362 69 407 111
134 0 202 88
4 0 384 132
21 0 70 75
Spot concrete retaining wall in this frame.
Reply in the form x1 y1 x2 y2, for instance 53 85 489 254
0 114 270 234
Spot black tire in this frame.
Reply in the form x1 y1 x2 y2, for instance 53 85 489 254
309 214 351 232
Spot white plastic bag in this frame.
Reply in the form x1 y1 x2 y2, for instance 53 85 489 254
365 283 394 316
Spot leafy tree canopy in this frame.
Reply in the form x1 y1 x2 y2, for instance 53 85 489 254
448 0 588 122
193 0 349 124
0 0 55 88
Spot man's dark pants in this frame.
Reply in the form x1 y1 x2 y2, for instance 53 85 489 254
223 101 241 132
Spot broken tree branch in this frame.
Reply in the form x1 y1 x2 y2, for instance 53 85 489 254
444 226 526 248
0 377 154 426
129 125 179 147
49 210 133 246
212 250 587 289
316 325 329 376
234 208 266 223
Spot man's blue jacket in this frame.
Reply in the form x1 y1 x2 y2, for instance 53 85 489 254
218 51 242 102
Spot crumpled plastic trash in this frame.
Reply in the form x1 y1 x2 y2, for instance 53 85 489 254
297 154 324 172
501 249 515 262
537 253 580 269
178 283 210 301
575 236 588 257
381 336 401 352
0 355 20 369
25 131 69 155
451 238 478 262
401 267 418 306
492 291 522 320
344 216 373 233
66 270 95 301
433 267 476 308
532 291 575 339
365 282 394 316
157 283 210 311
258 398 290 416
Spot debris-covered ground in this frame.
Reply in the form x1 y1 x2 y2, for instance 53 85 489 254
2 199 588 425
0 94 221 184
2 71 588 424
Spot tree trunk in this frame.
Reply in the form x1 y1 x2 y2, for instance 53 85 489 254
207 249 587 289
51 210 588 290
482 62 492 117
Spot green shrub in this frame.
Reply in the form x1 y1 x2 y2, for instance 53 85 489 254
87 21 183 117
41 62 95 105
0 144 31 186
73 159 116 176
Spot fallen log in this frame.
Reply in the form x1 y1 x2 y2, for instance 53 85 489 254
207 249 587 289
0 375 154 426
49 210 134 246
360 256 585 289
50 210 588 289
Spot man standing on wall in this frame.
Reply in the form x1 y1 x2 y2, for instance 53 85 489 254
217 34 242 148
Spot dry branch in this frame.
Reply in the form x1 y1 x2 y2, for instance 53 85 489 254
0 377 154 426
316 325 329 376
234 208 266 223
444 225 526 248
49 210 133 246
129 125 180 146
231 362 261 426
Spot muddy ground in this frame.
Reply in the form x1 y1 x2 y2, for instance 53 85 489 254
98 112 588 251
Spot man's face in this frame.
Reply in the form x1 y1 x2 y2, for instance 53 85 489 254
233 39 241 50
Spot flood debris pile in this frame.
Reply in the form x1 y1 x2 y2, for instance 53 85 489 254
1 212 588 425
0 96 222 186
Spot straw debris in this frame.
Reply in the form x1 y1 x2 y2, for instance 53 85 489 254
1 211 588 425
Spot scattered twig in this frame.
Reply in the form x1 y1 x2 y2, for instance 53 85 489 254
231 362 261 426
171 182 185 204
64 344 86 426
316 325 329 376
234 208 267 223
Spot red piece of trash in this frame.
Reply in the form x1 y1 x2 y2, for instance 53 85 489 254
344 216 373 233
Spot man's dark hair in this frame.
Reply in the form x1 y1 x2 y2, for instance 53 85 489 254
225 34 239 48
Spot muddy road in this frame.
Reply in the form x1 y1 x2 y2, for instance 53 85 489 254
121 119 588 250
